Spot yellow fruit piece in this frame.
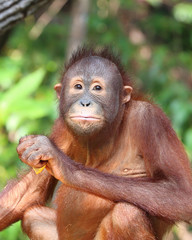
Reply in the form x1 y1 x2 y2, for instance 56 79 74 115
33 165 46 174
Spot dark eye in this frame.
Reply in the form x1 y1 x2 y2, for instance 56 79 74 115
74 84 83 90
93 85 102 91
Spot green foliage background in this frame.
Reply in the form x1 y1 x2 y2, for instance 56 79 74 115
0 0 192 239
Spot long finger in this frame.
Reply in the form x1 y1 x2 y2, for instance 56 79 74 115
17 139 35 156
19 135 37 144
28 152 48 167
21 145 39 160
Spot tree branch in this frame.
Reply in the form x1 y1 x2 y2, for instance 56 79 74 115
0 0 53 34
66 0 90 60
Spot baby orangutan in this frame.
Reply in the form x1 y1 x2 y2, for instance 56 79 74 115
1 48 192 240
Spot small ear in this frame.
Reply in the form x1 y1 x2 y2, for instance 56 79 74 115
122 86 133 104
54 83 62 99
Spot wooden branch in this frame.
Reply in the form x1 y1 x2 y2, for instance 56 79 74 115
0 0 53 34
66 0 91 60
29 0 68 39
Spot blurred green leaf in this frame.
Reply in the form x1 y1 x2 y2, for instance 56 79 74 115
0 68 45 105
0 221 28 240
173 3 192 24
0 58 20 89
5 100 52 131
146 0 162 7
185 128 192 150
0 69 45 125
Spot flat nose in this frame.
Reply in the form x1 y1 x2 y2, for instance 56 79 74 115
80 100 91 107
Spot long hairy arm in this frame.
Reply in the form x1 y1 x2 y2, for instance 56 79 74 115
51 103 192 222
17 102 192 222
0 169 57 230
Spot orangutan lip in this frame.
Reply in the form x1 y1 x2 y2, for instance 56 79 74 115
70 116 100 121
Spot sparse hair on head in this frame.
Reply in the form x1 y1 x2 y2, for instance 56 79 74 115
62 46 131 86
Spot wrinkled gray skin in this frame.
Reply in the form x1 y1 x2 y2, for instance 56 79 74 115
59 56 124 136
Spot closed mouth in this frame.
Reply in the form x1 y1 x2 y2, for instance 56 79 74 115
70 116 100 121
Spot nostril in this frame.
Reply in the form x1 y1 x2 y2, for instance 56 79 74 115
86 102 91 107
80 101 85 107
80 101 91 107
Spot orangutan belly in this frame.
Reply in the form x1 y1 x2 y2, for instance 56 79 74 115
56 186 114 240
55 155 147 240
